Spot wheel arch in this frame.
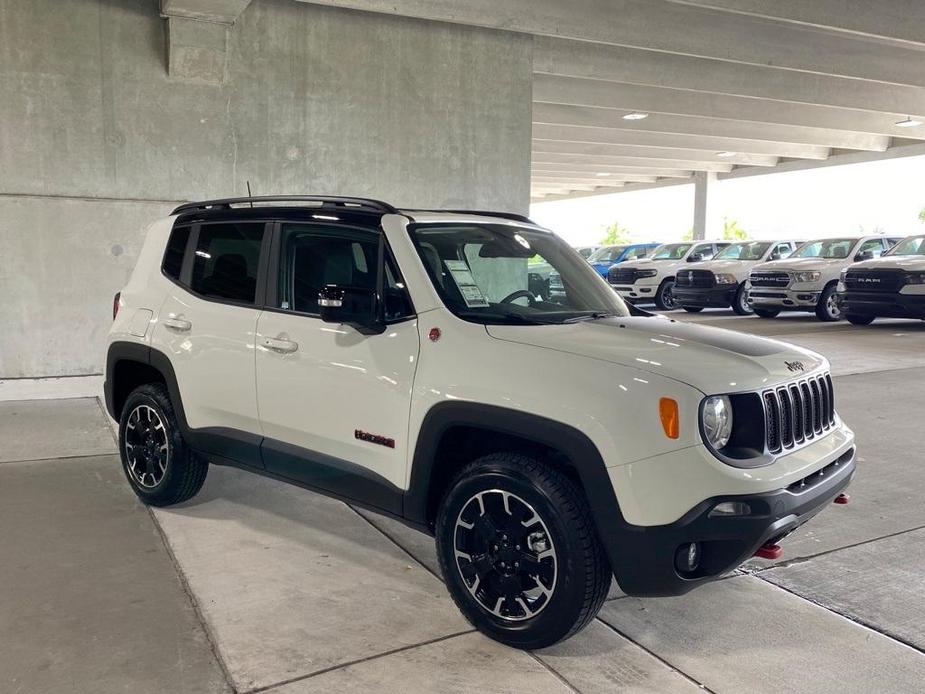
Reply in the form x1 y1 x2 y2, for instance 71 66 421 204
105 342 190 434
404 402 626 567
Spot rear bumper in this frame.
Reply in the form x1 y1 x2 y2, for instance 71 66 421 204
605 446 855 597
839 291 925 319
673 286 736 308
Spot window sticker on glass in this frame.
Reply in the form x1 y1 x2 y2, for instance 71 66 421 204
445 260 489 307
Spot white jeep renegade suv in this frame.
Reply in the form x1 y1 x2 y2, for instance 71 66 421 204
607 241 729 310
106 196 855 648
747 236 901 321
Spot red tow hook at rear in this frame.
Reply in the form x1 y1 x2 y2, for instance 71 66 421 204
834 493 850 505
754 543 783 560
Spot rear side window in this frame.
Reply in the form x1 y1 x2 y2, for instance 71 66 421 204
190 223 265 305
162 226 189 281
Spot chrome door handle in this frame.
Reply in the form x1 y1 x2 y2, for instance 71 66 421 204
263 336 299 354
163 316 192 331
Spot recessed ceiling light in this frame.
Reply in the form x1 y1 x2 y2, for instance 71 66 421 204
895 117 923 128
622 112 649 120
716 151 736 158
596 172 611 177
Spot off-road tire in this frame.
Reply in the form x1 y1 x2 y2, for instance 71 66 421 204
118 383 208 507
435 452 611 649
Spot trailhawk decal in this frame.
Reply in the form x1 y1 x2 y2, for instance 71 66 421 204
354 429 396 449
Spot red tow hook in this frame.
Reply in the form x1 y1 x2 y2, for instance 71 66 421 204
834 493 850 505
754 543 783 560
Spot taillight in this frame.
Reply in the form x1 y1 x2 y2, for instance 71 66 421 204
113 292 122 320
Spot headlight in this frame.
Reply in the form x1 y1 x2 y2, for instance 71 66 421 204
793 271 821 283
714 273 737 284
701 396 733 450
637 269 658 278
904 271 925 285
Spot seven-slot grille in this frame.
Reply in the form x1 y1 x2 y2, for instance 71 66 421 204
762 373 835 453
676 270 715 288
750 271 790 288
608 266 640 284
843 269 905 293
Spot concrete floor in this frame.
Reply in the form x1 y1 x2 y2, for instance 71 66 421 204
2 311 925 693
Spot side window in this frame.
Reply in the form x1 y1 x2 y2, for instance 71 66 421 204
162 226 190 281
278 224 412 320
190 223 265 304
857 238 885 259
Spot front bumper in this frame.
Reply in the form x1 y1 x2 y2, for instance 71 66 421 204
673 285 737 308
604 445 855 597
839 290 925 319
611 279 659 302
747 285 821 311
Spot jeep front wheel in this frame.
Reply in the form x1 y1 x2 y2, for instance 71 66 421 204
435 453 610 649
119 383 208 507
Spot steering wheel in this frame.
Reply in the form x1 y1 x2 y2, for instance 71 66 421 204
500 289 537 306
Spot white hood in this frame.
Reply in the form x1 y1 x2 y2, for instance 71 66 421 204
486 315 826 394
849 255 925 271
752 257 845 273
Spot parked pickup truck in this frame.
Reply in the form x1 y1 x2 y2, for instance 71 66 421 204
608 241 729 310
747 236 902 321
674 240 802 315
837 234 925 324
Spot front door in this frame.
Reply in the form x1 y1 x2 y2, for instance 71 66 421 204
255 222 419 513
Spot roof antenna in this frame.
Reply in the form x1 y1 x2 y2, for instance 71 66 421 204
246 180 254 207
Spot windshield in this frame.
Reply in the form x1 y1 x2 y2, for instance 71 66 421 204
791 238 856 259
587 245 626 263
651 243 693 260
886 236 925 256
715 242 771 260
408 223 629 325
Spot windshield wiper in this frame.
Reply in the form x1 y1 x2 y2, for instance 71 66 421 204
561 312 616 323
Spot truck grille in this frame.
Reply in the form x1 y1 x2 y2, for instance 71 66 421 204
762 373 835 453
608 267 640 284
750 272 790 288
843 269 905 293
676 270 715 288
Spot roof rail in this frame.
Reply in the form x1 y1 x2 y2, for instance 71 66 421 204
403 209 536 224
171 196 399 216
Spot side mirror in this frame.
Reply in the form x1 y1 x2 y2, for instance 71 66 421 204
318 285 384 335
687 253 705 262
855 250 875 262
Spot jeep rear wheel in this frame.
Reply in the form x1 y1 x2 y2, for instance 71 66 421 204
435 453 610 649
119 384 208 507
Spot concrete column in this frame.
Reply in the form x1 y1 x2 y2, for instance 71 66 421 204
692 171 717 240
166 16 229 84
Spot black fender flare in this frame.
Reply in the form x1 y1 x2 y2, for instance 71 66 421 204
403 401 631 576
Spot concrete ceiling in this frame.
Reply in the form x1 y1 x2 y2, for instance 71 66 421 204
179 0 925 200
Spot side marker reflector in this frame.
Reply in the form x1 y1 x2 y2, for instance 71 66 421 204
659 398 680 439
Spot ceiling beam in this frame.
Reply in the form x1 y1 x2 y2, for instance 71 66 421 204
295 0 925 86
534 75 925 139
665 0 925 47
532 174 660 184
532 123 831 160
533 103 891 151
533 140 778 167
160 0 252 24
533 163 694 178
533 152 733 173
534 36 925 118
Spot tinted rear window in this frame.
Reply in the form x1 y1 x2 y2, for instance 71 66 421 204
190 223 265 304
162 226 189 281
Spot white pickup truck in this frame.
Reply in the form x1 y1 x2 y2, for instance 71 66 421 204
607 241 729 310
747 236 902 321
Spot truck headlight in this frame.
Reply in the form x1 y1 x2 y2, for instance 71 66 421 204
714 273 737 284
904 271 925 285
637 269 658 278
701 396 733 450
793 271 821 283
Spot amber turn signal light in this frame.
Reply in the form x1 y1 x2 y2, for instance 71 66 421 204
659 397 680 439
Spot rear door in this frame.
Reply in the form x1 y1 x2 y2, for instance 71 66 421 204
255 221 419 512
152 221 269 464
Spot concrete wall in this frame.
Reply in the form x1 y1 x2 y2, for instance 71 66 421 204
0 0 532 379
